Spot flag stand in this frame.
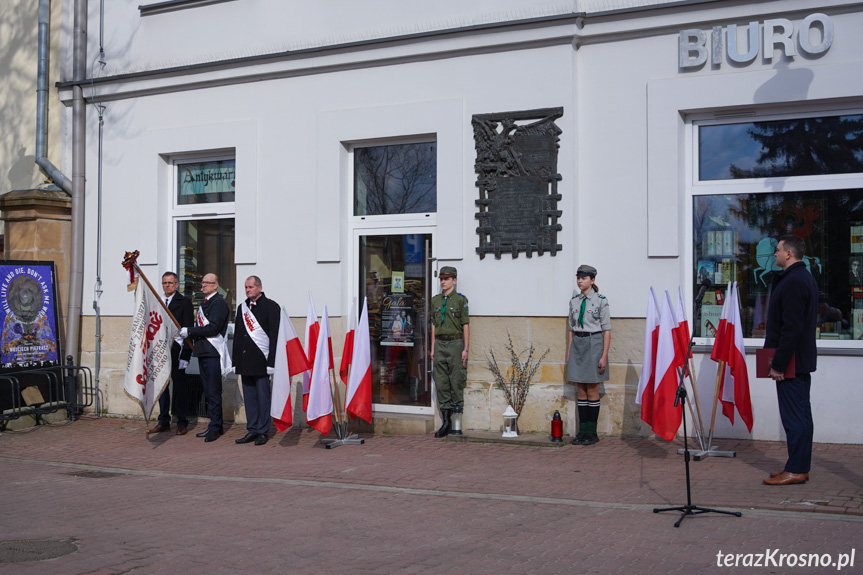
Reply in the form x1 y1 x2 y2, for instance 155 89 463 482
319 367 364 449
320 420 365 449
654 324 742 527
687 360 736 461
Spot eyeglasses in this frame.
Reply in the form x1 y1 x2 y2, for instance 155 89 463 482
201 281 216 285
162 281 177 285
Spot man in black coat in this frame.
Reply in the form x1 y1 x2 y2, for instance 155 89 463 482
150 272 195 435
763 235 818 486
180 272 230 443
232 275 280 445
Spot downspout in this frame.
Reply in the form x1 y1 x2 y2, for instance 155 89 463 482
36 0 71 194
67 0 88 365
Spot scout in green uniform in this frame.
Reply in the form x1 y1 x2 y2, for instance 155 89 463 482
566 264 611 445
430 266 470 438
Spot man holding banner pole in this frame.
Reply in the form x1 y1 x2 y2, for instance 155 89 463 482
232 276 280 446
150 272 194 435
179 273 230 443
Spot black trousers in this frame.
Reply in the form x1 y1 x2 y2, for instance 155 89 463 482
241 375 272 435
199 357 223 432
776 373 813 474
157 363 188 427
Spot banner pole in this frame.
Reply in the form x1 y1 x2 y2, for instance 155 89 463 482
124 251 192 351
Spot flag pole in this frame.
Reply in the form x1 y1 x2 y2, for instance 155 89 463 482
686 359 706 441
679 367 703 449
707 359 724 452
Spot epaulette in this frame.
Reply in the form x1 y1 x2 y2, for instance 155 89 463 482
598 294 606 299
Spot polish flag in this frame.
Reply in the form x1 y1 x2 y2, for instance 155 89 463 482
346 299 373 423
675 285 692 373
635 288 660 426
270 307 311 433
306 305 333 436
651 290 683 442
301 293 319 412
709 282 733 363
339 299 357 384
718 283 754 432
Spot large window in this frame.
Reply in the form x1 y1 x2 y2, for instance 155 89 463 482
172 154 236 311
693 191 863 340
693 111 863 344
354 142 437 216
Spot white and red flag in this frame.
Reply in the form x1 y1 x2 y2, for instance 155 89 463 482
306 305 334 436
346 299 373 423
709 282 734 363
651 290 683 442
675 285 692 373
124 278 179 422
301 293 320 412
636 288 660 426
339 299 357 385
718 283 754 432
271 307 311 433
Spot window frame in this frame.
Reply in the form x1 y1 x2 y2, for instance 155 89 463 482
687 104 863 350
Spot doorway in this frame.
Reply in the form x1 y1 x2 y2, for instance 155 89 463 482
358 232 433 414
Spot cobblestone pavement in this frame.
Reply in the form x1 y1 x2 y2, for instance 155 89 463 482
0 417 860 574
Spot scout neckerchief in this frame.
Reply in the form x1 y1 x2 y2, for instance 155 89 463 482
440 290 453 324
197 297 232 376
577 294 587 328
241 300 269 358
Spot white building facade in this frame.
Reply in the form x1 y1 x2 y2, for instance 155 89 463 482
58 0 863 443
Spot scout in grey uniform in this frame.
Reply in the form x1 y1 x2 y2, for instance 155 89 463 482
566 264 611 445
430 266 470 438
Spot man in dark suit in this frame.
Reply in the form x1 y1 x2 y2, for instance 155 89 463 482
150 272 195 435
232 275 280 446
180 273 230 443
763 235 818 486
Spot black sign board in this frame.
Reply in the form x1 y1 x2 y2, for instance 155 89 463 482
473 107 564 259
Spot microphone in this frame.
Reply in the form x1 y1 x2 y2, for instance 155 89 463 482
695 277 712 304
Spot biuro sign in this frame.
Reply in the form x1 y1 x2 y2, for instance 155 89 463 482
679 13 833 69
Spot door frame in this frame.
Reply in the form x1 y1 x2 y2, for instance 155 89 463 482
352 226 436 416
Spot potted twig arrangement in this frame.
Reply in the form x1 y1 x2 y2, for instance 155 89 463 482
486 332 549 432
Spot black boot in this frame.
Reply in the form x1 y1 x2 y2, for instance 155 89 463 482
434 409 451 438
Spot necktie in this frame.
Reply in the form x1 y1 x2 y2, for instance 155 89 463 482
578 297 586 328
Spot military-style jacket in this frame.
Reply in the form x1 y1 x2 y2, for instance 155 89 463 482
431 291 469 337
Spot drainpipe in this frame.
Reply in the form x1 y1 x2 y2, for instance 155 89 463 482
67 0 88 365
35 0 71 194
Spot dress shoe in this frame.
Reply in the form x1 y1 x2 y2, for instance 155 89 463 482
204 430 221 443
176 426 188 436
197 428 223 438
581 433 600 446
254 434 269 446
571 433 586 445
763 471 808 486
235 432 258 444
149 424 170 433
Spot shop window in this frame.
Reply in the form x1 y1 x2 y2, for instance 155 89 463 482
693 190 863 341
354 142 437 216
177 159 236 205
176 218 236 311
699 114 863 181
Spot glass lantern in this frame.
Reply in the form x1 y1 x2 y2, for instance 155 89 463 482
502 405 518 437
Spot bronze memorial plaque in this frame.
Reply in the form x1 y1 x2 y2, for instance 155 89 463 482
472 107 563 259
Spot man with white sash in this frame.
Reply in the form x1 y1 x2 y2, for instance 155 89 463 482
232 275 281 445
179 272 231 443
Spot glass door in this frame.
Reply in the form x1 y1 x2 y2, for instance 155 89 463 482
358 232 433 414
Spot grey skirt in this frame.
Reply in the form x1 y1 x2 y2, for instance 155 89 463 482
567 332 609 384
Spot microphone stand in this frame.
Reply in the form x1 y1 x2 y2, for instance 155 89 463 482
653 289 742 527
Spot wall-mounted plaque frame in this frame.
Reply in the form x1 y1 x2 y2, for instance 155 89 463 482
472 107 564 259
